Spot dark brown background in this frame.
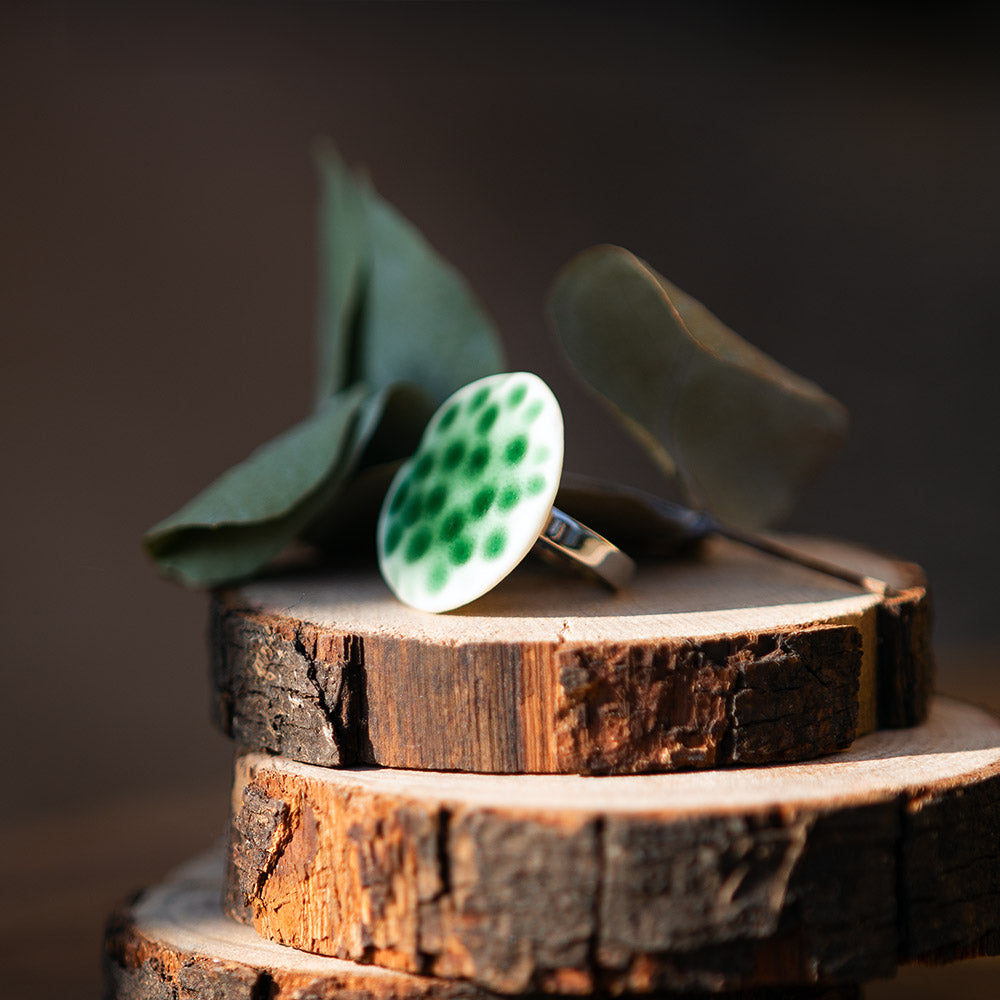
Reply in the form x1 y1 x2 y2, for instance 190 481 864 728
2 2 999 996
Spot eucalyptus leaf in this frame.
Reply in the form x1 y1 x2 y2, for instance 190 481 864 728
145 517 318 589
555 474 891 595
301 462 403 557
144 384 368 586
358 184 506 401
314 141 369 403
148 143 507 589
549 245 848 529
314 143 505 406
300 381 437 551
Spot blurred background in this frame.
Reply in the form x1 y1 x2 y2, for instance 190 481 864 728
1 2 998 996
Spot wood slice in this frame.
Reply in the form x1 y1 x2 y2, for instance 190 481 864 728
103 853 860 1000
211 536 931 774
224 698 1000 995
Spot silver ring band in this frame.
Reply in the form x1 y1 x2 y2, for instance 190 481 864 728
532 506 636 590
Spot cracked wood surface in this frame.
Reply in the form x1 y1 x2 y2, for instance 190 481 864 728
223 699 1000 995
211 536 931 774
104 854 860 1000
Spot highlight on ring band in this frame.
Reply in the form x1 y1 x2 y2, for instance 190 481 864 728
376 372 635 613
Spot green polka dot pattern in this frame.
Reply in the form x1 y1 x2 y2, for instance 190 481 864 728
377 372 564 612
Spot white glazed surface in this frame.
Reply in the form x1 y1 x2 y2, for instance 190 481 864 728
377 372 564 612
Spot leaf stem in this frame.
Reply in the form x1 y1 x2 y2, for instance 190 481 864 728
711 520 897 597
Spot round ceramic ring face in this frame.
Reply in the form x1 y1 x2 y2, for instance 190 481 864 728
377 372 564 613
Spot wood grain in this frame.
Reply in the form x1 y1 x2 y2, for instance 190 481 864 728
104 853 860 1000
223 698 1000 995
211 536 931 773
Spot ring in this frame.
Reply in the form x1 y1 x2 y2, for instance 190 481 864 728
377 372 635 613
533 506 636 590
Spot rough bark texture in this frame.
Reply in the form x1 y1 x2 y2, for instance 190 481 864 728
210 540 931 775
900 773 1000 961
104 856 861 1000
876 584 934 729
223 700 1000 995
553 627 861 772
209 609 370 768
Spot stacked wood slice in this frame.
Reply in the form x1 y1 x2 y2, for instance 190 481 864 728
104 536 1000 998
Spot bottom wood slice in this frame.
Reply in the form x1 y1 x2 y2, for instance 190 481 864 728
225 698 1000 995
103 853 859 1000
103 852 492 1000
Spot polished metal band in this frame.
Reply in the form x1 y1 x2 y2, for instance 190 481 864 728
532 506 636 590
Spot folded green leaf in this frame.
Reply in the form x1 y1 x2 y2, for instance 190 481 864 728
144 384 368 586
359 190 505 401
301 381 438 552
314 144 505 406
314 141 369 403
549 245 848 529
148 144 507 588
144 516 318 590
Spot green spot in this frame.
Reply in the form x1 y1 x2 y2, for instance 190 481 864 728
498 484 521 511
384 521 404 555
449 536 473 565
469 387 490 411
428 563 449 593
467 443 490 477
402 493 423 527
426 483 447 516
477 404 499 434
504 435 528 466
438 403 460 430
405 527 432 563
413 453 434 480
533 445 551 464
389 478 410 514
441 509 466 541
527 474 546 496
443 440 465 470
525 400 543 422
484 528 507 559
507 384 527 408
471 486 496 519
